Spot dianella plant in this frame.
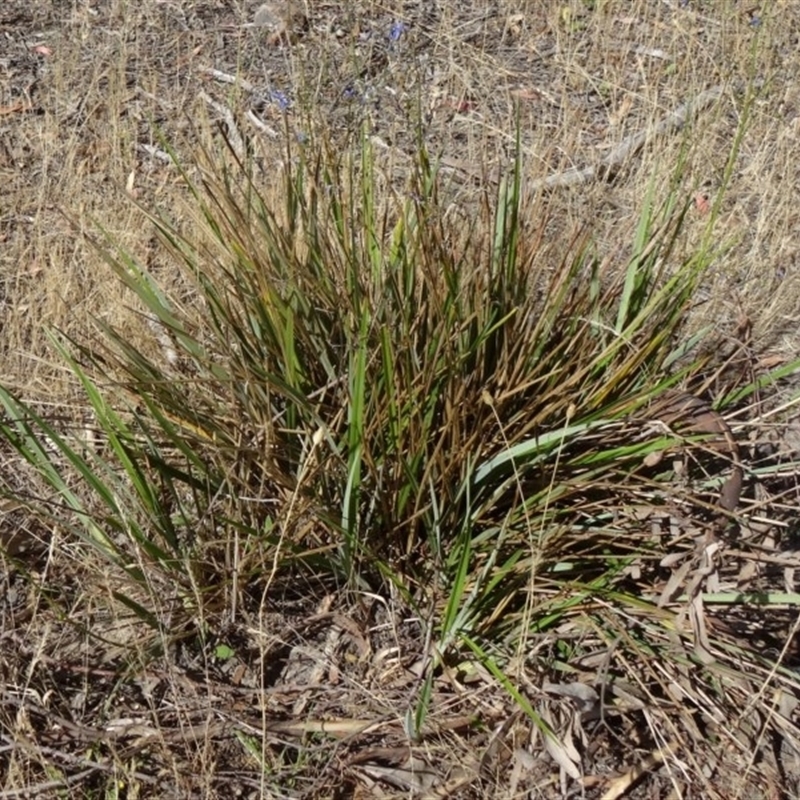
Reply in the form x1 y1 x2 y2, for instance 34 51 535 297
1 115 798 768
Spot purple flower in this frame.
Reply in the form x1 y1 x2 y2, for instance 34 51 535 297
389 21 407 42
270 90 290 111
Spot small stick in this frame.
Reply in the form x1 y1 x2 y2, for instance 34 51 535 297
138 143 172 164
246 109 280 139
200 67 256 93
198 90 246 159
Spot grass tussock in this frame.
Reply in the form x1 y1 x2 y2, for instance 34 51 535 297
2 135 710 605
4 4 800 793
3 113 800 796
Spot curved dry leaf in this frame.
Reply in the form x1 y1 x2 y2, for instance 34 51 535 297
543 682 599 716
600 740 679 800
544 729 582 781
539 707 581 780
359 755 438 793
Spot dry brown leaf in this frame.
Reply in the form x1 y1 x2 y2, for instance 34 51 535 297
539 707 582 780
600 740 680 800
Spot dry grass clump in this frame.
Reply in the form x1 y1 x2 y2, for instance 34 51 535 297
3 1 800 797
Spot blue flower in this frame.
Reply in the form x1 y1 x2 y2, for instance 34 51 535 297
270 90 290 111
389 21 407 42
